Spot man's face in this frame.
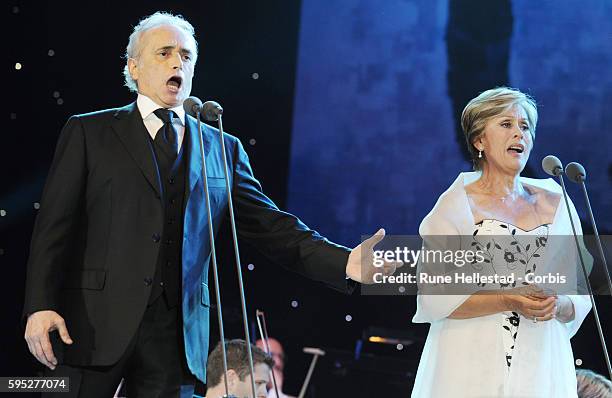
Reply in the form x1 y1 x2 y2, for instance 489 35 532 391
128 24 196 108
255 338 285 390
255 338 285 371
232 363 271 398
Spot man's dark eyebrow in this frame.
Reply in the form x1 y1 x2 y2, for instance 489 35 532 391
156 45 193 55
156 45 174 52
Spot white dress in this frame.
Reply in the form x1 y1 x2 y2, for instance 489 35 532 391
411 172 592 398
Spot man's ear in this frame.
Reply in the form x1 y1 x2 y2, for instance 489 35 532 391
226 369 239 388
127 58 139 82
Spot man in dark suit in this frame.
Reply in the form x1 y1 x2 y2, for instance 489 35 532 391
23 12 396 397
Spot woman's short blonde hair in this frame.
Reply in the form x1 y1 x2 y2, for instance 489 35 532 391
461 87 538 170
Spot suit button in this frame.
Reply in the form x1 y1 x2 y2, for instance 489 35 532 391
152 233 160 243
159 282 165 287
144 277 153 286
169 177 175 184
170 198 176 205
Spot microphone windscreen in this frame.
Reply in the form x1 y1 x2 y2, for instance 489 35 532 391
183 96 203 117
203 101 223 122
565 162 586 183
542 155 563 176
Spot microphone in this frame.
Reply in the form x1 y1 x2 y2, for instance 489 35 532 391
542 155 563 176
186 96 255 396
185 95 257 396
185 93 234 397
565 161 586 183
202 101 223 122
542 156 612 380
183 96 203 117
183 97 224 122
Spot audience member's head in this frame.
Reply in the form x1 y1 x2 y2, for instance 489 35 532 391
206 339 274 398
577 369 612 398
256 338 286 373
256 338 299 398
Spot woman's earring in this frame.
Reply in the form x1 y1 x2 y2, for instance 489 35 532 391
478 150 482 159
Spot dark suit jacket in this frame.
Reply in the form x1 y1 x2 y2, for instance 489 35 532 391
23 102 351 382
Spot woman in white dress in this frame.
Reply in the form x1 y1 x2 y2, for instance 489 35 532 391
411 87 592 397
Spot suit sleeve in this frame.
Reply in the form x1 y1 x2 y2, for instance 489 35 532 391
23 116 87 316
231 138 354 293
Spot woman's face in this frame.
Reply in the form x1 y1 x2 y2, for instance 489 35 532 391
475 105 533 175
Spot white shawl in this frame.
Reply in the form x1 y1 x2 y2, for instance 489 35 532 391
411 172 592 398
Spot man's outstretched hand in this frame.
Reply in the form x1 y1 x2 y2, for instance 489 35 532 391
25 310 73 370
345 228 403 283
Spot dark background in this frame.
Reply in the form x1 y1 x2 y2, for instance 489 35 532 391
3 1 611 397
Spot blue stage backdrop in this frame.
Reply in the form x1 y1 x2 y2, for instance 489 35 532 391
287 0 612 247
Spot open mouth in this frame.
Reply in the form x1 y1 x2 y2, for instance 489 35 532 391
507 143 524 155
166 76 183 92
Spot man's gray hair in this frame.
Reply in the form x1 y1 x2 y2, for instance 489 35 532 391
123 12 198 92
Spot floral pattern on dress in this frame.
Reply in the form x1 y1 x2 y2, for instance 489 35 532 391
471 219 550 370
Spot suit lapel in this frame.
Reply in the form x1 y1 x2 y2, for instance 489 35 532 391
185 114 213 202
111 102 162 198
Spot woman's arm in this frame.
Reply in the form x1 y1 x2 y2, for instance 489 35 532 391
449 287 557 320
448 290 506 319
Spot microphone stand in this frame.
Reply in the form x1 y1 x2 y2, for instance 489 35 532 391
565 163 612 380
214 113 258 398
555 172 612 380
567 164 612 296
195 111 231 396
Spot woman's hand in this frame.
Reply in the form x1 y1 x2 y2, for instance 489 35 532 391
501 285 557 322
554 295 575 323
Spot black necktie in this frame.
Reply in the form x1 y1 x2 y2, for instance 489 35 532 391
153 109 179 164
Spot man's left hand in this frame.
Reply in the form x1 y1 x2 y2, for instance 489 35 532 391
345 228 403 283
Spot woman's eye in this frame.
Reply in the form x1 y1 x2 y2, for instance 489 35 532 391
501 122 511 128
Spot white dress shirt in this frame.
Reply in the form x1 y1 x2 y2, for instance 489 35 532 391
136 94 186 151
